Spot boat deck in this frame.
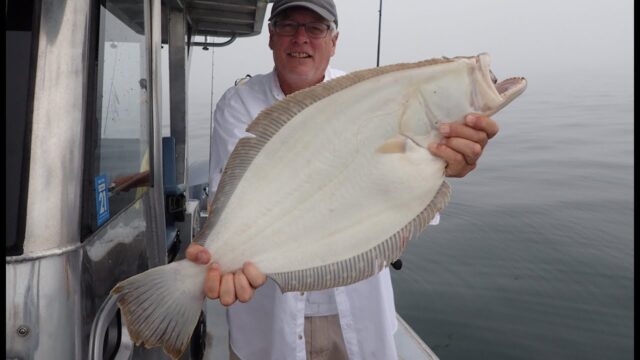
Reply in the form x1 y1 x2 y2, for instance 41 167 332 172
203 300 439 359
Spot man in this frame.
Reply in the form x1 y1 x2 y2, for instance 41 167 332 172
186 0 499 359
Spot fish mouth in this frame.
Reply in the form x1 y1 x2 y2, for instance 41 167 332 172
477 53 527 102
495 77 527 97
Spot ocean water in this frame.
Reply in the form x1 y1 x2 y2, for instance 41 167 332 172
390 71 634 359
187 70 634 359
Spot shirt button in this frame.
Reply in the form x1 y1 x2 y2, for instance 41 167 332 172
300 292 305 296
298 334 303 340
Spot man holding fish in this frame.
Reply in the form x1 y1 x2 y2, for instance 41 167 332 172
187 0 499 359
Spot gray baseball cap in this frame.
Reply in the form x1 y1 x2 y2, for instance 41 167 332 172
269 0 338 27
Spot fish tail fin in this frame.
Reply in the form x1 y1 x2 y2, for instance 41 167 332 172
111 259 207 359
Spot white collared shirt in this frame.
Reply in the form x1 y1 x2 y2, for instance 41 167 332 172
207 68 422 360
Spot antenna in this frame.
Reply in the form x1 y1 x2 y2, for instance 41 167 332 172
203 36 209 51
376 0 383 67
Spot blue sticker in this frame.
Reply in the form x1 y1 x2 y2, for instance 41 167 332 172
95 175 110 226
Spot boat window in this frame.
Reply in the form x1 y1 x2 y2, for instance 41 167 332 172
83 0 151 236
6 0 37 255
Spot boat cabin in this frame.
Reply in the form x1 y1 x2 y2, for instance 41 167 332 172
6 0 439 358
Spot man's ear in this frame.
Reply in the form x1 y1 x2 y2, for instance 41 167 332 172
268 27 274 50
330 32 339 56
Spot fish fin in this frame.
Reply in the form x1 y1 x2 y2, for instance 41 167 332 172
270 181 452 292
376 135 407 154
405 135 434 150
111 260 207 360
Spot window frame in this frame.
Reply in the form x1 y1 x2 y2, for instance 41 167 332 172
5 0 41 256
81 0 154 239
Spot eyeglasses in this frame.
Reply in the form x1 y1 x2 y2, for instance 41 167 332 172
272 20 333 39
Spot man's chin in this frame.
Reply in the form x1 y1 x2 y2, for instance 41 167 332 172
282 65 318 79
285 59 315 70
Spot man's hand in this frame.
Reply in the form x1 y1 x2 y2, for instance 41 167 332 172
427 113 499 177
185 243 267 306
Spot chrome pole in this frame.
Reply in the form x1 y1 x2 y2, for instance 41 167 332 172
376 0 383 67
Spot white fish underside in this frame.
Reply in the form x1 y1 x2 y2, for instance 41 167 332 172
210 68 447 272
202 55 523 291
111 53 527 359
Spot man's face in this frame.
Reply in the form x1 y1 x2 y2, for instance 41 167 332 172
269 7 338 90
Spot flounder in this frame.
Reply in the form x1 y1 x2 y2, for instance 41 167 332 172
111 52 527 359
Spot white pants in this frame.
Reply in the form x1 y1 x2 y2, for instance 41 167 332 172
229 315 348 360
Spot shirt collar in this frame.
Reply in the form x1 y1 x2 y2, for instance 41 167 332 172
270 70 286 100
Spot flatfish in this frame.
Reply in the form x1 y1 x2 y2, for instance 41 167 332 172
111 52 527 358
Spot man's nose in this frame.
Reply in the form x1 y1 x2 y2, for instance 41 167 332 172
291 25 310 42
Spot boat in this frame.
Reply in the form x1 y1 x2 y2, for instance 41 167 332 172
5 0 438 358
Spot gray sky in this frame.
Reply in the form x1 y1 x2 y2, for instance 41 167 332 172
186 0 633 107
178 0 633 174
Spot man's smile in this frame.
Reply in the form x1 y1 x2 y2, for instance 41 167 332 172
288 51 312 58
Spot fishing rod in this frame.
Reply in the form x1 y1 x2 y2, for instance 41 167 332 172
376 1 402 271
376 0 383 67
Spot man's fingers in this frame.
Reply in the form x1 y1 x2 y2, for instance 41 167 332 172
243 262 267 289
428 143 476 178
204 265 221 299
464 114 499 139
234 272 254 303
204 264 261 304
185 243 203 260
219 273 237 306
440 121 490 148
430 113 499 177
185 243 210 265
442 137 483 166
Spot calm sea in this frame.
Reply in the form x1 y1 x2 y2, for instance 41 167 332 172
390 70 634 360
187 69 634 359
